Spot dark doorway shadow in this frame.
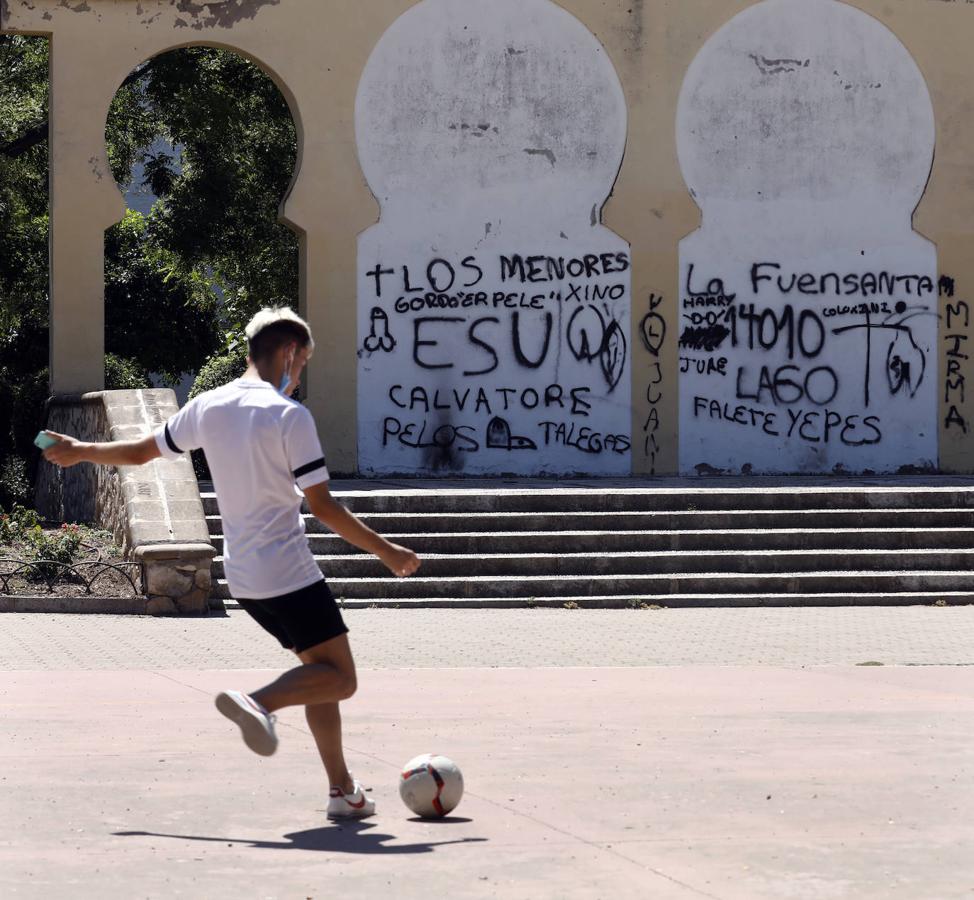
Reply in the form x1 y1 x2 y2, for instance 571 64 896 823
114 821 486 855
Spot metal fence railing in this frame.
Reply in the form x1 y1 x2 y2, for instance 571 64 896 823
0 558 145 597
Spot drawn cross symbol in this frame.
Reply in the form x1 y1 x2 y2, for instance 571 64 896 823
830 306 932 407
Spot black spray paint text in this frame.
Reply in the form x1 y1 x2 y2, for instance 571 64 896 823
749 263 935 298
366 251 630 298
381 417 628 456
389 383 593 418
693 397 882 446
392 283 625 315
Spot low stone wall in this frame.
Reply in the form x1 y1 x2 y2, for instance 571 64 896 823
35 390 215 615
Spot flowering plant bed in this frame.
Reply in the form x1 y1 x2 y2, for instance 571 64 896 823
0 507 143 598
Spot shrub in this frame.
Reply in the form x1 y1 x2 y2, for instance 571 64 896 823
0 502 41 542
188 344 248 400
105 353 151 390
0 455 31 510
24 522 84 580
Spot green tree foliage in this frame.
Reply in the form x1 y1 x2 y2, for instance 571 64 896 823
104 353 151 391
0 39 48 357
189 344 249 401
0 36 52 481
0 37 299 485
105 210 221 383
124 47 299 328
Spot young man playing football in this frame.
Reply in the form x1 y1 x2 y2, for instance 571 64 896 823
43 307 420 820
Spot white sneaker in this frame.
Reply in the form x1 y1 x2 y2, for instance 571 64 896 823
215 690 278 757
327 780 375 820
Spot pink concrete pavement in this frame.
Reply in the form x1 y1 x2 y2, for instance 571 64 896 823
2 665 973 899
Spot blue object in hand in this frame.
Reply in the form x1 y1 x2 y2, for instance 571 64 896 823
34 431 59 450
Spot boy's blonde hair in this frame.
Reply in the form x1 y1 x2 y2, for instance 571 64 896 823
245 307 315 361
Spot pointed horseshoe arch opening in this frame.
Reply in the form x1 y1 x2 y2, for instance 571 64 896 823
103 42 304 393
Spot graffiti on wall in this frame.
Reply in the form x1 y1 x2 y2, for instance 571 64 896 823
639 293 667 475
358 250 631 469
941 274 974 462
355 0 630 475
942 276 967 434
678 259 938 471
676 0 938 474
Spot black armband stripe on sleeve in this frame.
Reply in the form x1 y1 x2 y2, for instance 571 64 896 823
164 423 184 455
294 458 327 479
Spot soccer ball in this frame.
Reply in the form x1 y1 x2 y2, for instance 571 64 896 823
399 753 464 818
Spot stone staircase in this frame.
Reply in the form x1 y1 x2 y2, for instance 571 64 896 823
202 479 974 609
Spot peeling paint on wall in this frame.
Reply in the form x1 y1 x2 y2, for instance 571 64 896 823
4 0 279 29
172 0 279 30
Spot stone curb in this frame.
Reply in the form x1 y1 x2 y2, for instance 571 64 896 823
0 596 150 614
0 596 214 615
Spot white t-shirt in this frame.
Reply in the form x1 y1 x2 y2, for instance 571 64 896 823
154 378 330 599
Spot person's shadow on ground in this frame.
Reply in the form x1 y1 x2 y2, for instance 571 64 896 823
114 820 485 855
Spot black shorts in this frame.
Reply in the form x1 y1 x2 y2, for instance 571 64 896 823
237 580 348 654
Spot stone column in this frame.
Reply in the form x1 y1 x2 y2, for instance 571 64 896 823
48 43 128 393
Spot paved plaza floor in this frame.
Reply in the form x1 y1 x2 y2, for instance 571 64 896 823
2 608 973 899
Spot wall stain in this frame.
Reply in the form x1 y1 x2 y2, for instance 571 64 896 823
173 0 280 31
610 0 644 53
832 70 882 92
694 462 728 476
523 147 556 167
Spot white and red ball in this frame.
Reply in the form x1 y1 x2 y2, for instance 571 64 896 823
399 754 464 818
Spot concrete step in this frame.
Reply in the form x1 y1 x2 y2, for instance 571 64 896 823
210 571 974 601
207 527 974 556
199 486 974 516
215 589 974 609
206 508 974 536
210 549 974 581
202 479 974 609
331 571 974 599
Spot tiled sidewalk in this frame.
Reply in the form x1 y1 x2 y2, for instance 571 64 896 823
1 606 973 671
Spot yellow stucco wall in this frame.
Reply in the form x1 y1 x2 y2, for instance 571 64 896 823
3 0 973 475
